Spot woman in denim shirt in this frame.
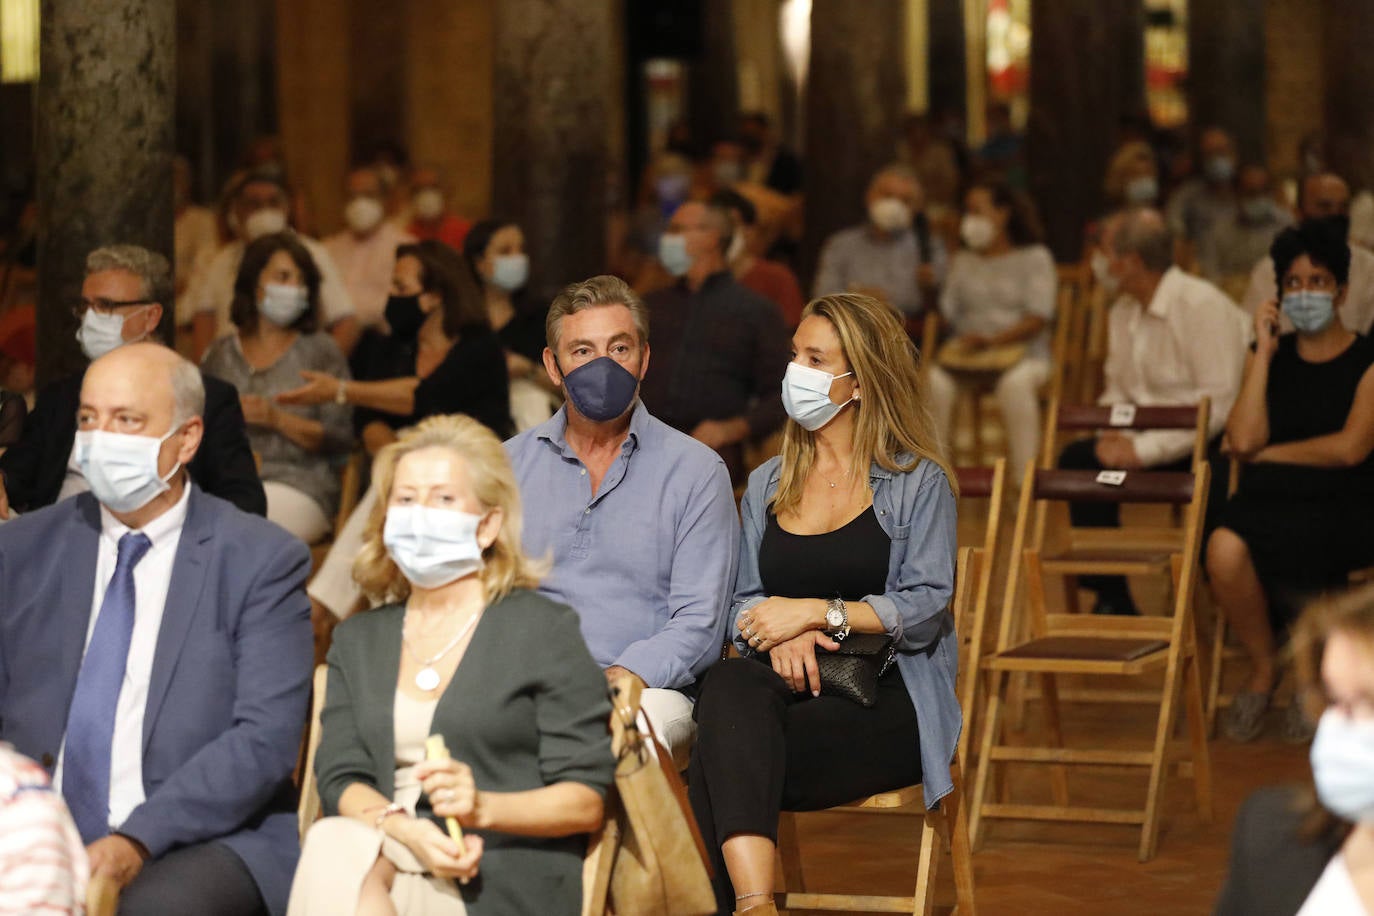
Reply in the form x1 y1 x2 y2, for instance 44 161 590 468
687 293 959 916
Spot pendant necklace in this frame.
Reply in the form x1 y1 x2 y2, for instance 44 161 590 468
402 610 481 692
818 466 851 489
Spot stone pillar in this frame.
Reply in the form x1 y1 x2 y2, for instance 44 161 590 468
36 0 176 385
492 0 618 301
800 0 907 285
1188 0 1267 165
1026 0 1145 261
687 0 739 145
927 0 967 121
1323 1 1374 192
1265 0 1323 178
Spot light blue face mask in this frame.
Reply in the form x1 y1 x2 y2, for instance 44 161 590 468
781 362 855 431
1311 709 1374 824
490 253 529 292
383 504 486 590
1124 175 1158 205
658 233 693 278
258 283 310 326
77 310 132 361
77 425 183 513
1281 289 1337 334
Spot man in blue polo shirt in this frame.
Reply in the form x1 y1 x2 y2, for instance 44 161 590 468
505 275 738 767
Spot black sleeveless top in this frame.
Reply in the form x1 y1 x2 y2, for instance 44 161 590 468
758 505 891 600
1241 332 1374 499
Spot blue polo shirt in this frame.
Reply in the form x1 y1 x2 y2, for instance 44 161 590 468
504 404 739 690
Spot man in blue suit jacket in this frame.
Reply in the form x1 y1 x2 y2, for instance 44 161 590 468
0 343 312 915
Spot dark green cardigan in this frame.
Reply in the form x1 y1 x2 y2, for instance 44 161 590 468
316 588 614 915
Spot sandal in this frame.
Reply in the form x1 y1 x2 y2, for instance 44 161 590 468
1222 690 1270 742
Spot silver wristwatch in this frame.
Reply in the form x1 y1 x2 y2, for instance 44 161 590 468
824 597 850 641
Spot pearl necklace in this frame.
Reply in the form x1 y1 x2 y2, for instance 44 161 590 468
402 611 481 692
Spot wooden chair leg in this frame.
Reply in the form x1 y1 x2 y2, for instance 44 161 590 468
1206 612 1227 737
971 392 985 468
914 806 941 916
1038 673 1071 807
970 670 1007 849
1139 648 1188 862
777 810 806 894
1183 647 1214 823
947 767 978 916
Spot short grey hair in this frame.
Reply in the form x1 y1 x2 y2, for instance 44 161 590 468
86 245 174 310
545 275 650 351
169 351 206 424
1113 208 1174 273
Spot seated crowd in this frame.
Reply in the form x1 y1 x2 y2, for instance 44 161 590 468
5 123 1374 916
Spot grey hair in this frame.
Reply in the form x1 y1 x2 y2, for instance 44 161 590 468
545 275 650 351
85 245 174 310
169 352 206 425
1113 208 1174 273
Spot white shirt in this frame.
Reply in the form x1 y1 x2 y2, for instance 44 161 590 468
178 234 355 333
1240 245 1374 336
54 484 190 831
323 221 414 328
1297 854 1370 915
1099 267 1249 467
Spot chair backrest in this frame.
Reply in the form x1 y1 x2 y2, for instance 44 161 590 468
333 452 364 535
952 460 1006 767
1040 396 1211 469
1051 262 1089 404
297 664 328 840
1032 468 1197 506
86 874 120 916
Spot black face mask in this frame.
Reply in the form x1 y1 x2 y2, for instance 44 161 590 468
385 294 424 341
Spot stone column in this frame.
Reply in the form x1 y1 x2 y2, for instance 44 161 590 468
1026 0 1145 261
1188 0 1267 165
492 0 618 301
36 0 176 385
800 0 907 285
927 0 967 122
1323 1 1374 192
687 0 739 146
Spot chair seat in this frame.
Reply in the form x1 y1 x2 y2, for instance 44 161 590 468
833 783 925 810
992 636 1170 673
1042 547 1172 568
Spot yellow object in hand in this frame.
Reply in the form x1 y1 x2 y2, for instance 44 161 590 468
425 734 464 843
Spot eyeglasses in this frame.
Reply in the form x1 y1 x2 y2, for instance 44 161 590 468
71 297 154 319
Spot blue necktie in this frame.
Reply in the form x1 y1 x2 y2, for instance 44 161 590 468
62 531 152 844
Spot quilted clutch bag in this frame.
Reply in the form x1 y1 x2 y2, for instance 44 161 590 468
814 633 897 707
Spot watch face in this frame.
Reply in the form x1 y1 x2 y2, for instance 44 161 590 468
826 606 844 628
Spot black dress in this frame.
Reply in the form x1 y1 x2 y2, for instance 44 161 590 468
688 506 921 915
1219 332 1374 619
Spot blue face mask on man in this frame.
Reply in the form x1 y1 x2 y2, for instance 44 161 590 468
1282 289 1337 334
559 356 640 422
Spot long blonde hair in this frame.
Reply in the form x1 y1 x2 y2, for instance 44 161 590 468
353 414 546 606
771 293 956 516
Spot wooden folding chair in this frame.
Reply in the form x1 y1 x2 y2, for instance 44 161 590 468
297 664 328 839
1050 262 1089 407
969 465 1214 862
86 874 120 916
954 461 1007 771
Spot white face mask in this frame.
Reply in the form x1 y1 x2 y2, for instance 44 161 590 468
344 196 385 235
77 425 183 513
868 197 912 234
726 230 747 263
1311 709 1374 824
960 213 997 251
781 362 855 432
1091 250 1119 295
259 283 310 327
383 504 486 590
243 208 288 241
76 309 140 361
412 188 445 221
490 254 529 292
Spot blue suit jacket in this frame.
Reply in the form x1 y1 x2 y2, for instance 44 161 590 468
0 486 312 915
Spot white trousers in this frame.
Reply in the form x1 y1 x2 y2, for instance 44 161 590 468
307 485 374 618
264 481 332 545
638 687 696 772
927 357 1051 477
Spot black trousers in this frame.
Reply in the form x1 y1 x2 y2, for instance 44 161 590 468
119 841 267 916
687 657 921 915
1057 436 1228 606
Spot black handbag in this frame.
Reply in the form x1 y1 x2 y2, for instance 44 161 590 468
814 633 897 707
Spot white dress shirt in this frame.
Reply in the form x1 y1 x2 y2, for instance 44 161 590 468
178 235 355 332
1296 854 1366 916
1240 245 1374 336
54 484 190 832
1099 267 1249 466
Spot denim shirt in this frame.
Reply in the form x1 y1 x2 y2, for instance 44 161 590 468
731 454 960 808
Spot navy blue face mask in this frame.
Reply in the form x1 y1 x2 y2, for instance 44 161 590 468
559 356 640 422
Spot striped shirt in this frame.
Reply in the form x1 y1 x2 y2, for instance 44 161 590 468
0 745 87 915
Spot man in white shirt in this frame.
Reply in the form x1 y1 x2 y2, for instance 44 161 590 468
0 343 311 915
1060 208 1245 614
1239 172 1374 334
181 169 358 359
323 166 415 335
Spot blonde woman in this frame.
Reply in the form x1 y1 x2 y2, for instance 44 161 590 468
1216 585 1374 914
687 294 959 916
288 415 613 916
